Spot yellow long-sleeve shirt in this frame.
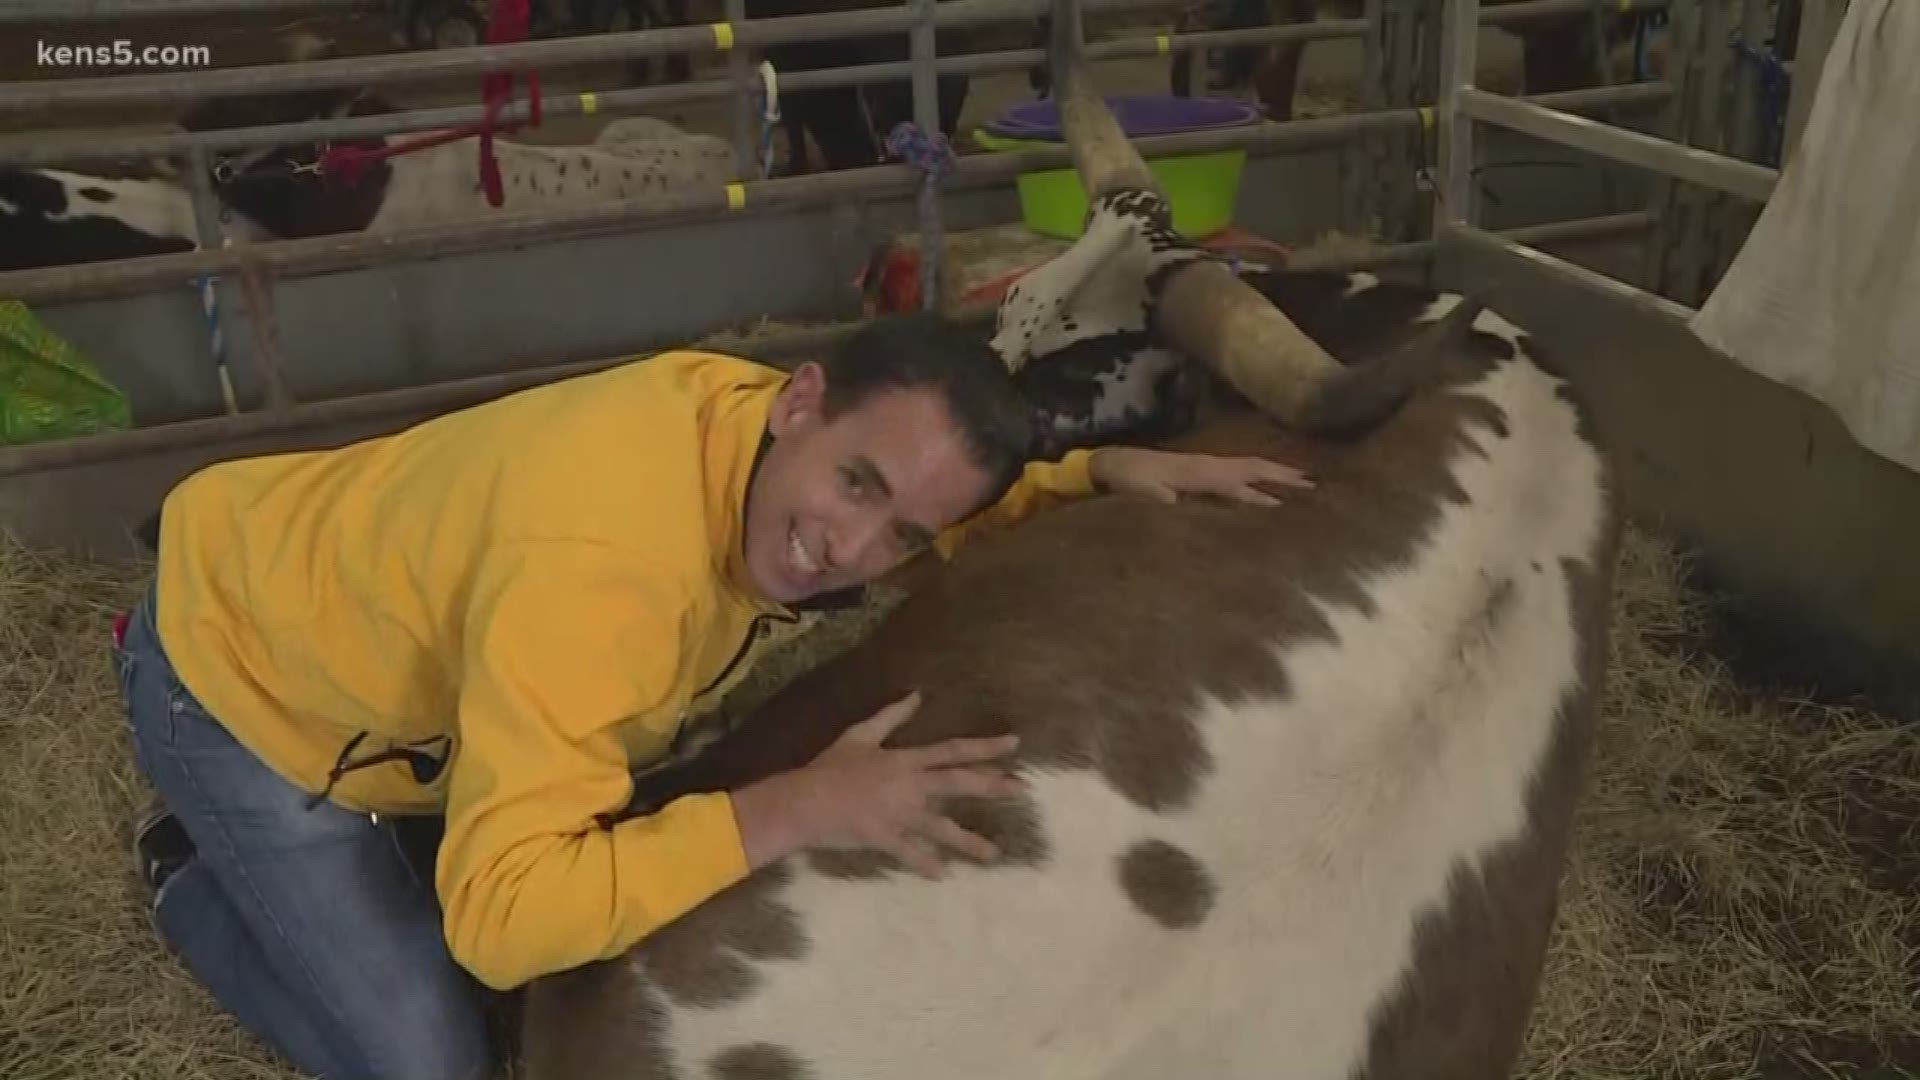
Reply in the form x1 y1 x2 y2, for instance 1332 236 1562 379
153 349 1093 991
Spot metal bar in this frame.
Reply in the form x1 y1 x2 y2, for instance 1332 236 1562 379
1345 0 1386 235
1642 0 1701 297
0 212 1654 481
0 317 951 480
1380 0 1421 241
724 0 759 179
1293 208 1657 271
1444 221 1698 322
0 0 1655 120
1583 0 1626 214
0 21 1383 168
0 0 1177 115
0 0 376 20
1729 0 1770 161
1434 0 1481 236
0 83 1675 305
1675 0 1734 305
1711 0 1771 287
909 0 945 312
1460 86 1777 201
1479 0 1671 27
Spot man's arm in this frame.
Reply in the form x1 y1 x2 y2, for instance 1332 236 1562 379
932 446 1317 561
931 448 1097 560
434 539 747 991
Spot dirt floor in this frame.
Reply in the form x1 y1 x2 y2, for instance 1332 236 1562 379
1 515 1916 1080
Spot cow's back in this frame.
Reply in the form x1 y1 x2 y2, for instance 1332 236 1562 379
520 302 1620 1080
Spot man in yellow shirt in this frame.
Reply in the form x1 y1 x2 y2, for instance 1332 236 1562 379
111 312 1307 1080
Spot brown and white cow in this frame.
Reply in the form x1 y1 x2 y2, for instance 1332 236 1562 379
514 1 1622 1075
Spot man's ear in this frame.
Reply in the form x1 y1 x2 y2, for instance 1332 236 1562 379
769 361 828 437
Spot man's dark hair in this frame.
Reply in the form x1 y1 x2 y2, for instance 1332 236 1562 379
818 312 1040 509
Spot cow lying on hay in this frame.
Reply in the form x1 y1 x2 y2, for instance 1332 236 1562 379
516 1 1623 1075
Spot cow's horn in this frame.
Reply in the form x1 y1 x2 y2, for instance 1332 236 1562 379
1048 0 1157 196
1153 258 1353 430
1159 262 1487 437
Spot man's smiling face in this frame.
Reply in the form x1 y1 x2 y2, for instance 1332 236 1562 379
743 360 997 604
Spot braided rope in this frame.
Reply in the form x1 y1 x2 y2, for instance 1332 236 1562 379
884 121 956 181
884 122 956 312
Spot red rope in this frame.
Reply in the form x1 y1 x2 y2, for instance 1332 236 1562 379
479 0 539 207
315 0 545 201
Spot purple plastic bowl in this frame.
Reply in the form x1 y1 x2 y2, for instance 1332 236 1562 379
983 94 1260 142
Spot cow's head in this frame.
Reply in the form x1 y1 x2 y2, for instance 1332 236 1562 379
179 86 395 239
999 2 1478 444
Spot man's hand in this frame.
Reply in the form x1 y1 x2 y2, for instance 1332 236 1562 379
1089 446 1314 507
731 691 1025 878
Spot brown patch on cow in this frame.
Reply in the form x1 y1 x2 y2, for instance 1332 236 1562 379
710 1042 811 1079
519 955 676 1080
1357 457 1623 1080
1119 838 1216 929
633 864 808 1009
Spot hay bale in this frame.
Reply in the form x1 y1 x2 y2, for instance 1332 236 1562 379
2 522 1915 1079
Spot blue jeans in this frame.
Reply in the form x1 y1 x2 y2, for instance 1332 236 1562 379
114 585 495 1080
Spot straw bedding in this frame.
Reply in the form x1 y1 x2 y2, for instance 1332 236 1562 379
0 523 1914 1080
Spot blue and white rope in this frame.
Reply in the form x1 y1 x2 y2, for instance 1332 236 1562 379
194 270 238 413
754 60 781 179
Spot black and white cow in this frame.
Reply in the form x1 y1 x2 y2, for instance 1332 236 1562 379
512 0 1621 1076
0 165 273 273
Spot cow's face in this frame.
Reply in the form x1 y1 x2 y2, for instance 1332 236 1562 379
180 88 393 239
990 189 1217 453
745 358 1003 604
990 189 1205 371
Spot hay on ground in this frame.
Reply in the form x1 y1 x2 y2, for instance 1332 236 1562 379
2 523 1916 1080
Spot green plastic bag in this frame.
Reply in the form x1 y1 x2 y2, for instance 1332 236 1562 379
0 300 132 446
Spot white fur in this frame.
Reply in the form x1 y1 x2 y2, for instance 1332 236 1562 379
640 346 1609 1079
14 168 196 242
1 167 271 267
1076 345 1184 434
364 123 734 232
1343 270 1381 296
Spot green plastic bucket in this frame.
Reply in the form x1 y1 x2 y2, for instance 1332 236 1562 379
975 94 1261 240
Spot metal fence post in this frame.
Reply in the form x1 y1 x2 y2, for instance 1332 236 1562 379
1342 0 1388 237
724 0 761 178
908 0 946 312
1434 0 1480 237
